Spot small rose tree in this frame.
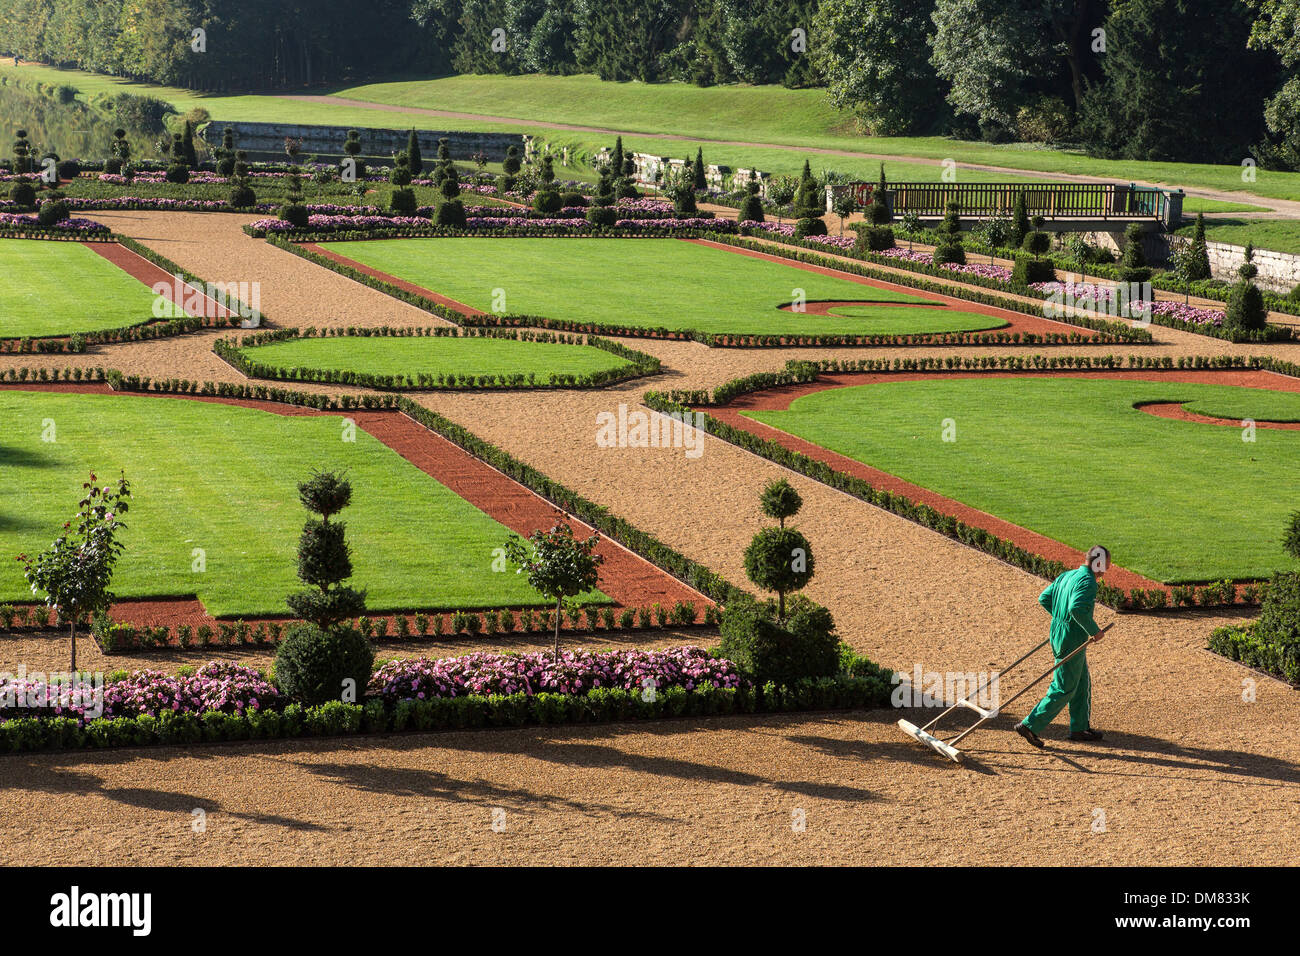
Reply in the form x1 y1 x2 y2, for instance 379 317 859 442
503 515 604 659
17 471 132 670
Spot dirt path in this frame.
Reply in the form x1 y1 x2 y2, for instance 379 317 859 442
4 210 1300 865
281 94 1299 218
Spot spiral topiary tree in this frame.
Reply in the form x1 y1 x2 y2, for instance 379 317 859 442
932 201 966 265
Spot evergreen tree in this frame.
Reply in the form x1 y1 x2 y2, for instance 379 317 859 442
1186 212 1212 281
407 128 423 176
694 146 706 190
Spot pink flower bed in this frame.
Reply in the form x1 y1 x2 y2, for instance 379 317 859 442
368 646 741 702
0 662 278 724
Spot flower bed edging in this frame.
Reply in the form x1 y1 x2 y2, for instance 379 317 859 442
214 326 663 391
0 673 894 755
270 233 1145 350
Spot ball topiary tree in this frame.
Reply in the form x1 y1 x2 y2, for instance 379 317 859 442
13 128 32 174
276 470 373 706
503 515 604 659
285 470 368 630
1225 243 1267 335
341 129 365 180
503 143 522 176
744 479 814 620
1012 214 1056 284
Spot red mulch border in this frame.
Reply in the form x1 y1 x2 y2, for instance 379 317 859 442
0 382 712 636
704 367 1300 595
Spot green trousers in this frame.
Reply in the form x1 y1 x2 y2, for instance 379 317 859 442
1023 644 1092 734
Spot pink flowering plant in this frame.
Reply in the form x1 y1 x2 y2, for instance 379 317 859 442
368 646 741 704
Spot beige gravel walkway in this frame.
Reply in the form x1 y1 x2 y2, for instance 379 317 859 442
3 210 1299 866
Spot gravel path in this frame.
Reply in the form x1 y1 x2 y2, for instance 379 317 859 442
3 210 1299 866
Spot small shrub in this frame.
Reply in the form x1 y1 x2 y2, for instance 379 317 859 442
1011 254 1056 284
9 181 36 205
279 203 309 228
435 199 466 226
601 607 617 629
793 217 827 238
719 594 840 687
414 612 429 636
585 204 616 227
389 187 417 216
36 200 70 226
273 623 374 707
498 608 515 633
618 608 635 629
164 163 190 184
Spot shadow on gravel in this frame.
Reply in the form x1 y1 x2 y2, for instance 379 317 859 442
292 754 681 823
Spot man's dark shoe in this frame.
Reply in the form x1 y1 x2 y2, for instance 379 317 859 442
1015 722 1045 749
1068 728 1104 741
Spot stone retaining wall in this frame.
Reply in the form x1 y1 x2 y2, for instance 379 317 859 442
202 122 529 162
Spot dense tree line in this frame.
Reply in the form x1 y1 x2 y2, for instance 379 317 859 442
0 0 424 89
1 0 1297 167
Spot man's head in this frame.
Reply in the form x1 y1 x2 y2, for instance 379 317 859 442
1085 545 1110 575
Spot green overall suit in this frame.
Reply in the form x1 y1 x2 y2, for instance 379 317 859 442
1023 563 1100 735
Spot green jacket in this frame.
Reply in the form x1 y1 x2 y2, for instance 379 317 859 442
1038 563 1100 655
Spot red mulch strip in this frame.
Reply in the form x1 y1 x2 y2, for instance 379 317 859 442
686 238 1100 341
83 241 233 319
0 383 712 636
298 242 485 316
705 367 1300 595
1138 401 1300 429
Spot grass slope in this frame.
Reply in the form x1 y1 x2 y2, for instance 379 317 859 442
0 390 588 615
0 239 162 338
1172 218 1300 258
323 237 1004 336
744 377 1300 583
238 335 638 379
7 63 1300 204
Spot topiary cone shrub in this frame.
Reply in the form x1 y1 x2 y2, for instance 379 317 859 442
932 200 966 265
1117 222 1152 283
436 198 466 226
277 470 373 706
390 187 417 216
1224 243 1267 335
36 199 70 226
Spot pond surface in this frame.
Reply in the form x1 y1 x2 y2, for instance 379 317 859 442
0 80 166 164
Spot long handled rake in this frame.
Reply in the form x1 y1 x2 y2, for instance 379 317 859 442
897 622 1113 763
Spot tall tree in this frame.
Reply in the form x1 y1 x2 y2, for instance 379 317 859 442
1249 0 1300 169
813 0 946 134
1081 0 1274 162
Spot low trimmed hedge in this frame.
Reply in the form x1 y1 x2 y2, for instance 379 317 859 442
0 673 894 754
1208 622 1300 685
644 356 1300 611
270 232 1147 350
215 325 662 391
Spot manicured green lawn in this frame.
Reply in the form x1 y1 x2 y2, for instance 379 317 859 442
0 390 594 615
324 237 1000 336
1179 389 1300 423
744 377 1300 583
239 334 638 379
0 239 163 338
11 62 1299 204
1173 218 1300 258
821 304 1005 334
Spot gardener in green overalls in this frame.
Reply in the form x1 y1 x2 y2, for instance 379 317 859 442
1015 545 1109 747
